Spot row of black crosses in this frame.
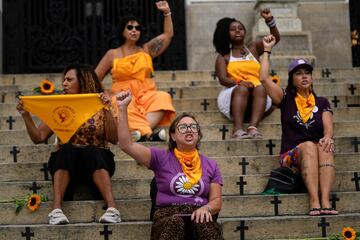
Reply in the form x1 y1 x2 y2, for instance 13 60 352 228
20 225 113 240
234 216 334 240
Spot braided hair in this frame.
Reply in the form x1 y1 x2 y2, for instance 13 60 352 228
212 17 246 55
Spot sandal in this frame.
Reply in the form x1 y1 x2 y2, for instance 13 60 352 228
320 208 338 215
232 129 252 139
247 126 263 139
309 208 322 216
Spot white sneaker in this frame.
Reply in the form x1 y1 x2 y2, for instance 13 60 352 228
149 129 167 141
99 207 121 223
48 208 69 225
131 130 141 142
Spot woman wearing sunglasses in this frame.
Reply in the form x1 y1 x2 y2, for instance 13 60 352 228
116 90 223 239
95 1 175 142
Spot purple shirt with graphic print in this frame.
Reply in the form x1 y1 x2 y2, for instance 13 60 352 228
280 91 332 154
150 147 223 207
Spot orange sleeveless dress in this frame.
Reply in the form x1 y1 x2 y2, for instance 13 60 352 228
111 51 175 136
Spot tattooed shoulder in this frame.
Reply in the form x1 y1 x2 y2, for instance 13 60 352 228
149 38 164 55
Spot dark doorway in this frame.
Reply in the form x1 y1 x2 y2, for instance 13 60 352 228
350 0 360 67
3 0 186 73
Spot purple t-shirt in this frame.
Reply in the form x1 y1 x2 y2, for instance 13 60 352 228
280 91 332 154
150 147 223 207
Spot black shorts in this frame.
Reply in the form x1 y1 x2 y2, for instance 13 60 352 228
48 143 115 200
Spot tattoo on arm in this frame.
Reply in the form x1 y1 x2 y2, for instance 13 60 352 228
149 38 164 55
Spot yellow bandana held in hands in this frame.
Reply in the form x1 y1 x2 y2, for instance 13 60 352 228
21 94 106 143
295 92 315 123
174 148 202 185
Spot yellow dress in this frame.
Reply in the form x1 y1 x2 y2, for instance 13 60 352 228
111 51 175 136
226 50 261 87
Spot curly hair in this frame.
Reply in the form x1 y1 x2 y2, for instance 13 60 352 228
168 113 203 151
63 64 103 94
118 16 145 47
212 17 246 55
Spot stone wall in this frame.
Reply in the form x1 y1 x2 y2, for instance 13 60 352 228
185 0 352 70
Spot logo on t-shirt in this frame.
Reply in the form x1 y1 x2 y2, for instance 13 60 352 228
170 173 204 200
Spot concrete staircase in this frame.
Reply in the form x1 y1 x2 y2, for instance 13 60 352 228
1 69 360 239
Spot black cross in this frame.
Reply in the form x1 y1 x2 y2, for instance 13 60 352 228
321 68 331 78
200 99 210 111
351 172 360 191
331 96 340 108
171 72 176 81
270 69 277 76
1 93 5 103
211 71 217 80
100 225 112 240
351 137 360 152
21 227 34 240
234 220 249 240
168 88 176 98
6 116 16 130
270 196 282 216
318 217 330 237
330 193 340 209
238 157 249 175
219 125 229 140
236 176 247 195
10 146 20 163
29 182 41 194
266 140 276 155
40 163 50 181
348 84 357 95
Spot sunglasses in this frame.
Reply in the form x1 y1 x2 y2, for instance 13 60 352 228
126 25 141 31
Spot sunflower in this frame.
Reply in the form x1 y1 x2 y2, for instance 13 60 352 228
39 79 55 94
26 194 42 212
271 75 281 86
342 226 357 240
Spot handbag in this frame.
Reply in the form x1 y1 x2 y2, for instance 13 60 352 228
263 166 306 194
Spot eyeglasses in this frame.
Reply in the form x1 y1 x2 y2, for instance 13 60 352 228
177 124 199 134
126 25 141 31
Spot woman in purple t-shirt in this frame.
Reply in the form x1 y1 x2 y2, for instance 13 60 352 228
115 91 223 239
259 35 337 216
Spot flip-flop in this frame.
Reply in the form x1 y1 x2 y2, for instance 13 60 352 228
309 208 321 216
320 208 338 215
232 129 252 139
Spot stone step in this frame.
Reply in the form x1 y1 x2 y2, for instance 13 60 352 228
3 82 360 100
1 68 360 85
1 137 359 162
0 192 358 225
2 107 360 130
1 120 359 144
0 152 358 181
0 214 359 240
1 171 358 201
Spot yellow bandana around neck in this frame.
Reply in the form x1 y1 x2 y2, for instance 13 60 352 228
174 148 202 185
295 92 315 123
21 94 105 143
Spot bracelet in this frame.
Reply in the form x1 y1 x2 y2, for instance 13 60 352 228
264 50 271 54
266 17 276 28
163 11 172 16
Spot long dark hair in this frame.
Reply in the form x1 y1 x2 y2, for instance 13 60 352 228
63 64 103 94
212 17 246 55
118 16 145 47
286 67 316 97
168 113 203 151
